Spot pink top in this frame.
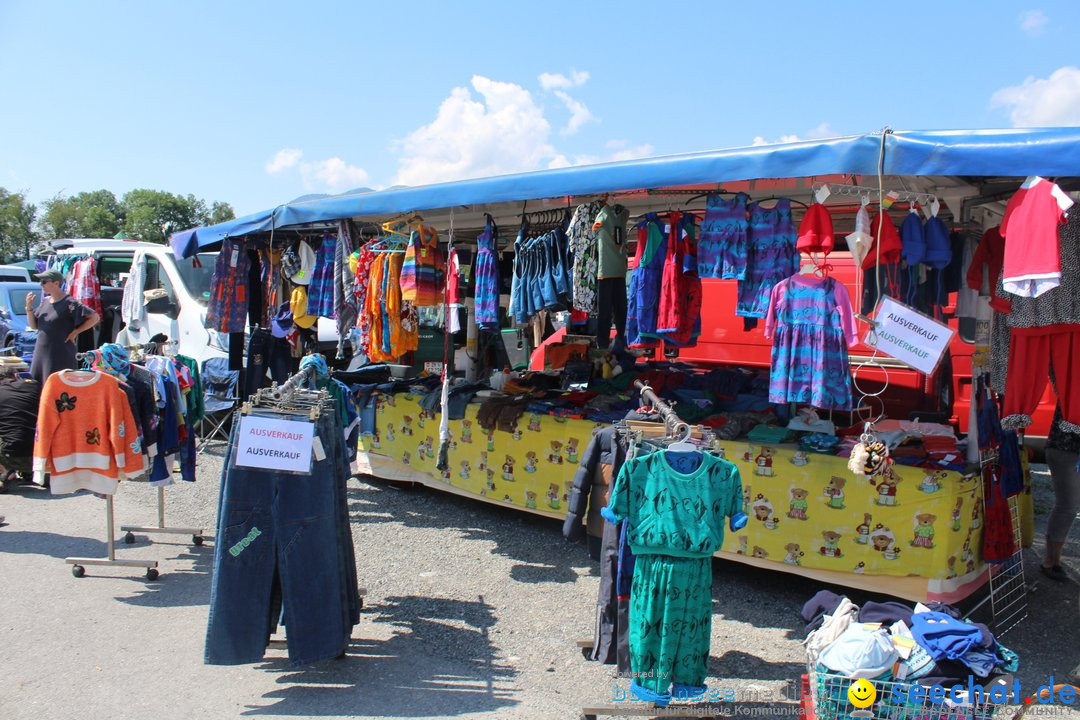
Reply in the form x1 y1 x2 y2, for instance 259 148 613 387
1001 177 1073 298
764 273 858 347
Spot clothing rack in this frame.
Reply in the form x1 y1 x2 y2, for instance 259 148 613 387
67 495 160 580
634 380 691 442
812 181 939 209
75 347 206 551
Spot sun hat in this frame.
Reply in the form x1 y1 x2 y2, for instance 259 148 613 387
900 212 926 266
861 211 903 269
797 203 835 255
922 216 952 269
282 240 316 285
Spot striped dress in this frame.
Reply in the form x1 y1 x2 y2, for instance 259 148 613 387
306 232 337 318
764 275 856 410
473 214 501 330
737 200 798 318
400 226 444 306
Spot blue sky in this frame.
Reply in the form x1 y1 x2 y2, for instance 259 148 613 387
3 1 1080 217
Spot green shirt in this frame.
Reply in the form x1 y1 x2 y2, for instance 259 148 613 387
608 451 744 558
594 204 630 279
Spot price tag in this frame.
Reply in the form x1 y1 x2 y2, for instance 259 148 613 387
814 184 831 204
229 248 238 268
234 415 315 474
312 436 326 462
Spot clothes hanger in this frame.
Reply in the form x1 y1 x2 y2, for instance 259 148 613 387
665 422 698 454
754 195 809 209
684 189 741 205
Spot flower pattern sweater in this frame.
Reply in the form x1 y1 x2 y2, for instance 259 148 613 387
33 370 145 495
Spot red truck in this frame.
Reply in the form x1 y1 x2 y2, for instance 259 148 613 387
534 250 1056 445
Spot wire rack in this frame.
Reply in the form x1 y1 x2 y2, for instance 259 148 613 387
806 663 1005 720
985 443 1029 636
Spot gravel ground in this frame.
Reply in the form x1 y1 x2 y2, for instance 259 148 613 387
1 449 1077 720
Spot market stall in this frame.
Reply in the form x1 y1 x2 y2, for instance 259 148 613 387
357 391 996 603
171 127 1078 613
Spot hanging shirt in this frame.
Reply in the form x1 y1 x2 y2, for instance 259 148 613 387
121 253 148 331
206 239 251 333
446 248 462 334
965 227 1011 313
33 370 145 494
69 257 103 316
568 201 604 313
400 226 444 306
1000 176 1074 297
290 286 318 329
473 214 501 331
306 232 337 318
605 450 745 558
594 204 630 280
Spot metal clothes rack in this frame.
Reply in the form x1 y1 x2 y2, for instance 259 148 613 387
111 341 205 548
811 181 939 209
634 380 691 442
67 495 159 580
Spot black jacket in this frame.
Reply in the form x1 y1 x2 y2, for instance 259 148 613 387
562 426 625 542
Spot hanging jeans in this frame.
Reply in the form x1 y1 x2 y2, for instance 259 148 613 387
205 410 357 666
595 278 627 350
245 328 294 394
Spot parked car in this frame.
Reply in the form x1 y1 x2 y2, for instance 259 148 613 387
0 265 32 283
0 281 37 344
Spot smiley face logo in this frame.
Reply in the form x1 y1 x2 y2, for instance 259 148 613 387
847 678 876 708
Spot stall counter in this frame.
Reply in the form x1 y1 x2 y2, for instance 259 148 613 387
356 394 995 603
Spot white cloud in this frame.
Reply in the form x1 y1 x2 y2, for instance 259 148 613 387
265 148 302 174
752 133 802 146
546 143 655 169
394 75 556 186
299 157 370 193
538 70 589 91
751 123 835 146
553 90 595 135
990 66 1080 126
1019 9 1048 36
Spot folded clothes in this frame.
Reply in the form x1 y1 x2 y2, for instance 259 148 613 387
747 424 792 444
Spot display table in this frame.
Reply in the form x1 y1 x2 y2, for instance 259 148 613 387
356 394 993 602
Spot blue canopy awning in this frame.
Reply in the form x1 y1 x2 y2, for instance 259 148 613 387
171 127 1080 257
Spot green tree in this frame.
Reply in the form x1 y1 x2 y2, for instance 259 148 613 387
121 190 235 244
39 189 123 239
208 201 235 226
0 188 38 262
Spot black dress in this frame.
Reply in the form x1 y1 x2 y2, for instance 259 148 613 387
29 295 92 384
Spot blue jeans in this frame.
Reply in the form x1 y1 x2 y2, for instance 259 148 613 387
205 411 354 666
244 328 294 394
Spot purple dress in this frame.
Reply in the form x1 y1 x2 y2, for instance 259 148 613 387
737 200 797 318
764 275 856 410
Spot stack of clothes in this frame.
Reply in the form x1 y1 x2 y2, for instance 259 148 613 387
802 590 1017 718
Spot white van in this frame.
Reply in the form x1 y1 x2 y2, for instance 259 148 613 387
50 238 336 365
0 265 32 282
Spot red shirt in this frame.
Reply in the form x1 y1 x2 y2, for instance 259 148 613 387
1000 177 1073 297
965 227 1011 313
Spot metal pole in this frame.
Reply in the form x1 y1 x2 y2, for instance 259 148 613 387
157 486 165 529
106 496 116 562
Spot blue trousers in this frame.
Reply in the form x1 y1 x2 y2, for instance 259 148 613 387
205 411 357 666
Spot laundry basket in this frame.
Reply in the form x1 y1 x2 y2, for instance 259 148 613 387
805 663 1005 720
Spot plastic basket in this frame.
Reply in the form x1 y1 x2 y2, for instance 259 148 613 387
806 663 1002 720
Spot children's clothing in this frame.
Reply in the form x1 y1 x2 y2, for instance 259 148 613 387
306 232 336 318
400 226 444 307
1000 176 1074 297
473 214 501 331
626 216 668 348
605 450 744 700
656 213 702 348
698 192 749 279
764 274 857 410
737 200 797 318
569 201 604 313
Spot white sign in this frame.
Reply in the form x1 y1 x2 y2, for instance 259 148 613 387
234 415 315 474
864 296 954 375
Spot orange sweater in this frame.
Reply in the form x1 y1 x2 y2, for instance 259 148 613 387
33 370 146 495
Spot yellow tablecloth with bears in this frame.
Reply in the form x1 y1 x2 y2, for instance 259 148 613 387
356 394 991 602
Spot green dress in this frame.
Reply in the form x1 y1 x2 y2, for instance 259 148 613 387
606 450 744 700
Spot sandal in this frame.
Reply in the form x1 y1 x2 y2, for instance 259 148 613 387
1040 564 1069 582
